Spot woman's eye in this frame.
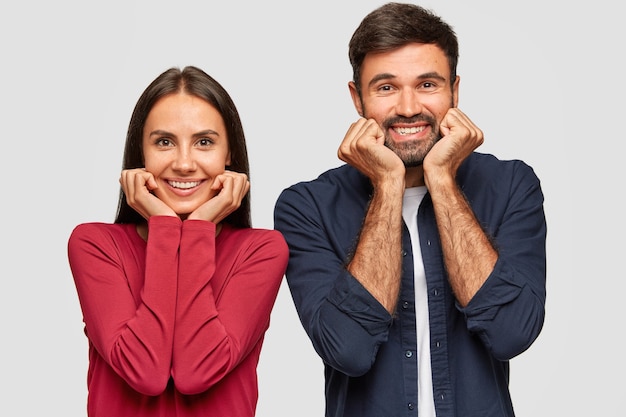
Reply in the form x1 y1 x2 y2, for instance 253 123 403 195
198 138 214 146
156 138 172 146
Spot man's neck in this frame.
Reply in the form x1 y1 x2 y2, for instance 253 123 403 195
405 165 425 188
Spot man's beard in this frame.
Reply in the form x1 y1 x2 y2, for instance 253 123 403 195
382 114 441 167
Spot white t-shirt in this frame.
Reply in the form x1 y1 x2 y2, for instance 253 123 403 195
402 186 436 417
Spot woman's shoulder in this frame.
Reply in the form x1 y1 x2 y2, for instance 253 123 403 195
71 221 133 234
223 224 285 241
69 222 139 247
221 225 288 252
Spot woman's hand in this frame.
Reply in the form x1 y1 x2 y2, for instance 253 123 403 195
187 170 250 224
119 168 177 220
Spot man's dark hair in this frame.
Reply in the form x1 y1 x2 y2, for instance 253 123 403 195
349 2 459 94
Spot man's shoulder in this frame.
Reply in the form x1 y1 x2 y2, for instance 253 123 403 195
275 164 371 213
280 164 367 196
462 152 538 177
460 152 542 197
290 164 360 187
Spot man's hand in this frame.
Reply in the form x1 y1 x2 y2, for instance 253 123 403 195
338 117 405 187
424 108 483 188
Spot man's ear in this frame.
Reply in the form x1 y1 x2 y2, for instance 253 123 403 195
348 81 364 117
452 75 460 108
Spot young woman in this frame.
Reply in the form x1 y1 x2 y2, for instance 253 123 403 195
68 66 288 417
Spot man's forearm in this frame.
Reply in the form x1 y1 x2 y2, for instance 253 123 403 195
347 183 404 314
430 179 497 307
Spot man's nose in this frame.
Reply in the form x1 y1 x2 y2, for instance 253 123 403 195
396 88 423 117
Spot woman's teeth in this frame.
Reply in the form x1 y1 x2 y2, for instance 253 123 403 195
168 180 200 189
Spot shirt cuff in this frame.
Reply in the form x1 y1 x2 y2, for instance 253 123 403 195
328 271 393 336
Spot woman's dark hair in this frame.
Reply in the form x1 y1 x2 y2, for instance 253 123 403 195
348 2 459 95
114 66 251 228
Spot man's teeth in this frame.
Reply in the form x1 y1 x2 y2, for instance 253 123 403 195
394 126 425 135
169 181 200 189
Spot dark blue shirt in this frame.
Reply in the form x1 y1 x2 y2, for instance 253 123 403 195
274 152 546 417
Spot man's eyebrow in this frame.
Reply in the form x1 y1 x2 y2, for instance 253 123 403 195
368 71 448 89
417 72 447 82
368 73 396 88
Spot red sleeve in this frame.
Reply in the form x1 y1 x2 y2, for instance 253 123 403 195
67 217 181 395
171 221 288 395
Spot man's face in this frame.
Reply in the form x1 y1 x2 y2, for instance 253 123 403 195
349 43 459 167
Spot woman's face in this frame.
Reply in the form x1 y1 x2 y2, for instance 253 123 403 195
142 92 231 217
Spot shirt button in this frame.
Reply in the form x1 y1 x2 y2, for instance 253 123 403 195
402 250 407 256
402 301 409 309
408 403 415 410
435 341 441 348
433 288 439 296
405 350 413 358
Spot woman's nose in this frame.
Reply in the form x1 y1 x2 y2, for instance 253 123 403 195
172 149 196 172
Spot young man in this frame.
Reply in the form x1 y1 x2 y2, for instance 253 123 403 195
274 3 546 416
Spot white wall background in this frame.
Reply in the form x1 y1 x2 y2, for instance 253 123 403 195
0 1 622 416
